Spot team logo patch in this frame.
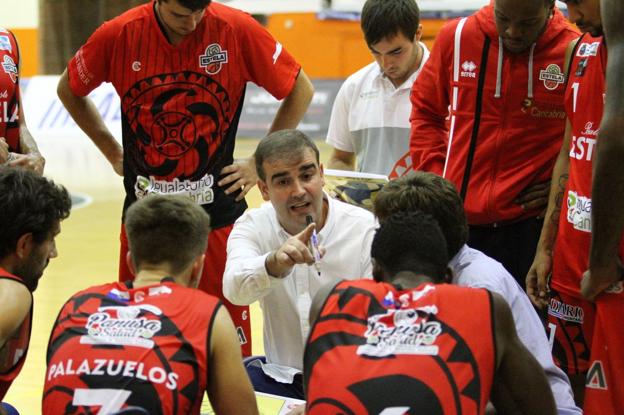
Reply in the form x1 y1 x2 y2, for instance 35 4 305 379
358 306 442 357
80 304 163 349
0 35 11 52
576 42 600 57
586 360 608 390
199 43 228 75
461 60 477 78
2 55 17 83
539 64 565 90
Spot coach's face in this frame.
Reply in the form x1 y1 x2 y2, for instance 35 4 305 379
258 148 326 236
494 0 554 53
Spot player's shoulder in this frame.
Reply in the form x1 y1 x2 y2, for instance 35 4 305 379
205 2 259 32
99 2 152 34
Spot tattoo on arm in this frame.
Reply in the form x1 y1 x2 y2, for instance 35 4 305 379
550 173 569 226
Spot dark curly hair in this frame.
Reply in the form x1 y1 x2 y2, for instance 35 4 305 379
0 167 71 258
371 210 448 282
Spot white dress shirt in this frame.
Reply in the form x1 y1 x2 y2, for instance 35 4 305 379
224 194 376 382
450 245 581 415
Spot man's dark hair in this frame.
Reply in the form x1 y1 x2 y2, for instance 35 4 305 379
125 195 211 274
361 0 420 46
371 211 449 281
159 0 211 12
255 129 320 181
374 172 468 258
0 167 71 258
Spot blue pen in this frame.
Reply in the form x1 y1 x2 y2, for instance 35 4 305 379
306 215 321 276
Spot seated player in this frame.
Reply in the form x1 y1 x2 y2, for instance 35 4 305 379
373 171 579 414
42 195 258 415
0 166 71 415
303 211 556 414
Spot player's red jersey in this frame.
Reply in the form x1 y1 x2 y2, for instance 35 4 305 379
0 28 21 152
552 34 615 297
0 268 32 400
304 280 495 415
42 279 220 415
67 1 301 228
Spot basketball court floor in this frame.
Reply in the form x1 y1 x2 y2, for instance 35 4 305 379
5 138 334 414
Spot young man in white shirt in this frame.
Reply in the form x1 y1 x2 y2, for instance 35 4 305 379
326 0 428 178
223 129 376 399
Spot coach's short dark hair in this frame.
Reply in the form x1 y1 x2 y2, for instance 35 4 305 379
0 167 71 258
255 129 320 181
125 195 211 274
374 172 468 258
372 211 448 281
159 0 211 12
361 0 420 46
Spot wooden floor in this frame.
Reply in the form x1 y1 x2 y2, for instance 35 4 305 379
5 138 333 414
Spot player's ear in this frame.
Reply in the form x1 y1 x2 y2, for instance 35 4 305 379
126 251 137 277
190 254 205 289
415 24 423 42
15 232 34 259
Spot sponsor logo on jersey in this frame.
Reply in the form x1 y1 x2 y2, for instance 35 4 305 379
521 100 566 119
539 64 565 90
135 173 215 206
460 60 477 78
576 42 600 58
570 134 597 162
0 35 11 52
132 61 141 72
0 101 18 123
586 360 608 390
566 190 592 233
81 304 163 349
2 55 17 83
199 43 228 75
47 358 180 390
548 298 584 323
358 305 442 357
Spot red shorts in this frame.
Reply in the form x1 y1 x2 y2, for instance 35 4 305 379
119 223 252 356
547 287 595 375
584 283 624 415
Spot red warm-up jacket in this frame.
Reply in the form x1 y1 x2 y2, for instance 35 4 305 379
410 5 578 225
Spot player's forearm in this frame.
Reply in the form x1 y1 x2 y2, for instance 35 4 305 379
268 69 314 133
327 151 355 171
536 130 571 254
57 72 121 165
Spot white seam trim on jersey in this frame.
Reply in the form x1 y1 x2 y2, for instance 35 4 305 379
445 17 467 178
528 43 536 98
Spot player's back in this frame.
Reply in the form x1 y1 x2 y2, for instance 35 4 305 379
304 279 495 415
42 279 219 415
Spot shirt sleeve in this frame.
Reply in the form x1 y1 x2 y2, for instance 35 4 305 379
409 21 455 175
235 13 301 100
67 19 118 97
223 214 285 305
326 80 355 152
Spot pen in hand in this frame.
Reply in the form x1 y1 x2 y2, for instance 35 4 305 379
306 215 322 276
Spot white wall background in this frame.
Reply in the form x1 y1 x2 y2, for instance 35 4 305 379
0 0 38 28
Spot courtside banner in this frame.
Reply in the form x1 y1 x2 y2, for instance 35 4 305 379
22 76 339 139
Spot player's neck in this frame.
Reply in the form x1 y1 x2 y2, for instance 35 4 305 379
133 270 177 288
390 271 435 289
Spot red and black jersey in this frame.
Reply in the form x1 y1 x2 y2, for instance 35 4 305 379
67 1 301 228
0 268 32 401
42 279 220 415
304 280 495 415
553 34 624 296
0 28 20 152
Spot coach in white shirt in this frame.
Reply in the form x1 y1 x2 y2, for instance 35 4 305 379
223 129 376 399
